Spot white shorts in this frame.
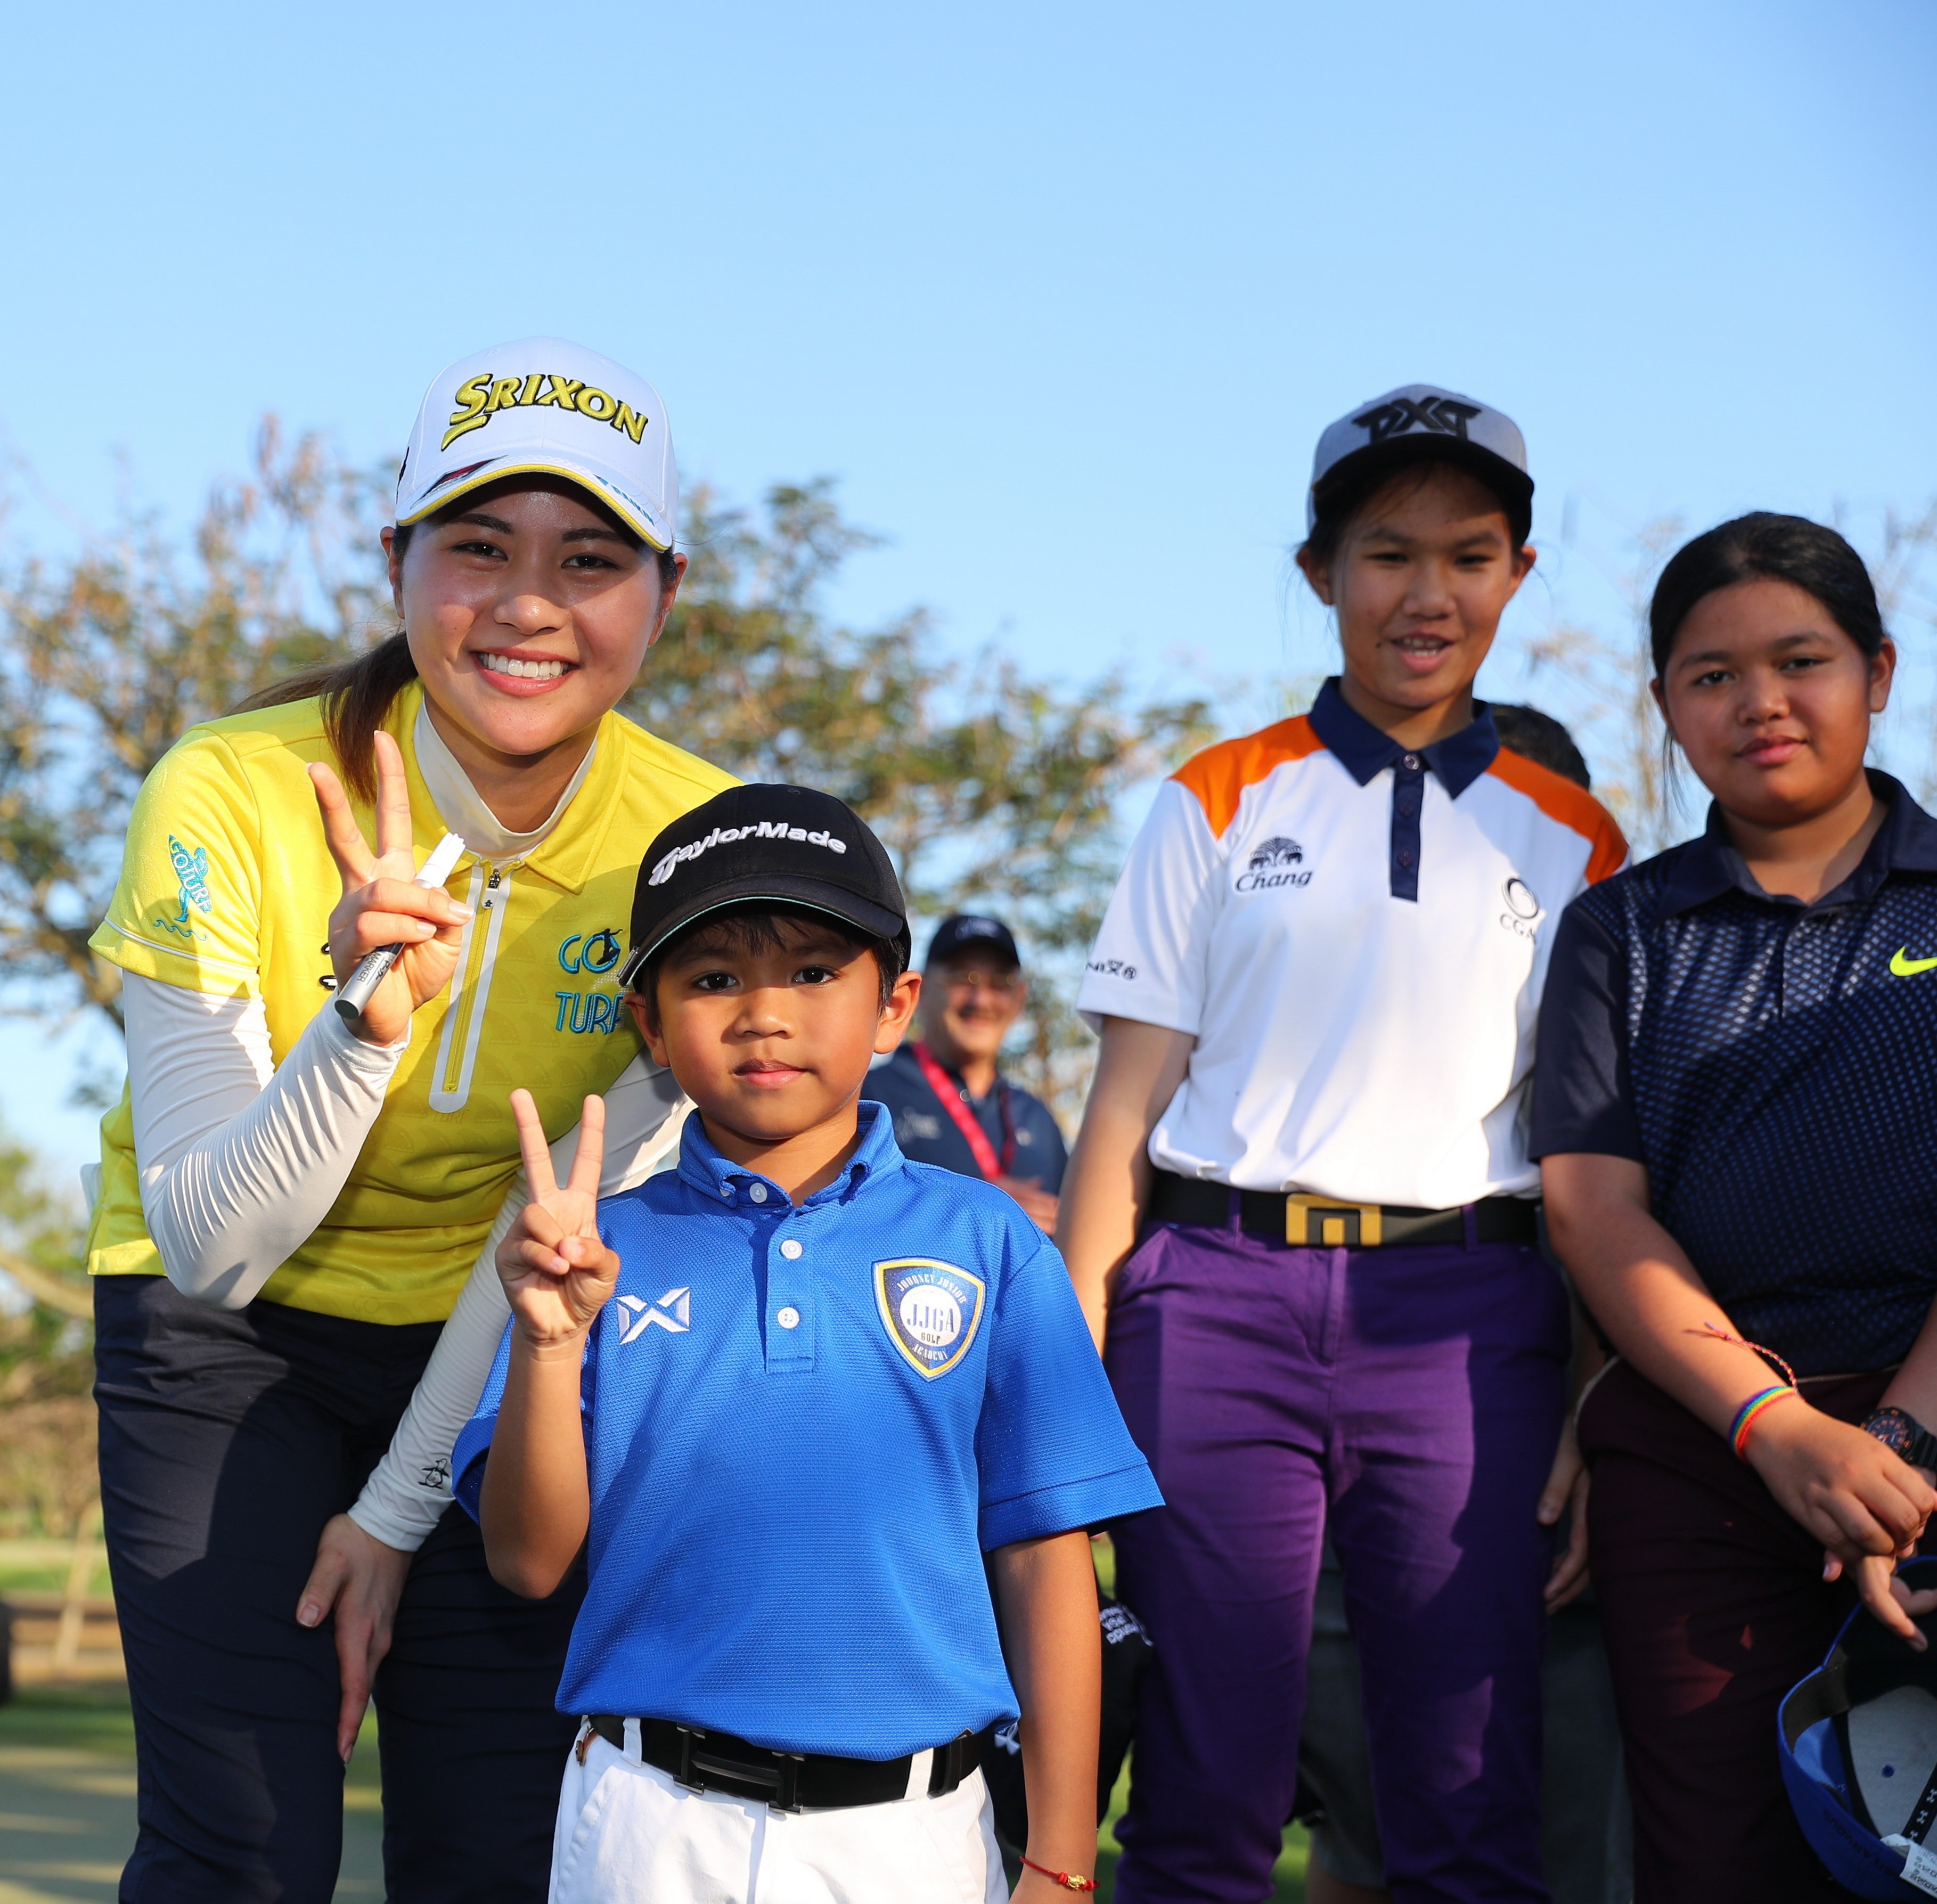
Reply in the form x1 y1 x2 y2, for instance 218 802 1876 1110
549 1727 1009 1904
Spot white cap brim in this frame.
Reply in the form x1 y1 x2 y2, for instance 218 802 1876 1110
397 449 674 551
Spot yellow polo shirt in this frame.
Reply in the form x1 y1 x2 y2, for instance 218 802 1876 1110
85 681 734 1323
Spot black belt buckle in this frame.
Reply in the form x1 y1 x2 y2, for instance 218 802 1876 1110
675 1723 808 1812
673 1723 702 1791
771 1752 807 1812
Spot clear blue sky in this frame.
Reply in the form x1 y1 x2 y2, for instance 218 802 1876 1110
3 0 1934 1178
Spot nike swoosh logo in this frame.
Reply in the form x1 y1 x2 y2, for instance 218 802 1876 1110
1891 948 1937 977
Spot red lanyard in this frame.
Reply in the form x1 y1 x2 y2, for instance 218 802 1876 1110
910 1041 1015 1179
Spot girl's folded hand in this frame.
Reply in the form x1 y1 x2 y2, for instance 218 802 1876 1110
1747 1400 1934 1568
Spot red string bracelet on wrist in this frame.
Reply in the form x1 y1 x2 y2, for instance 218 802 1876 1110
1020 1856 1098 1891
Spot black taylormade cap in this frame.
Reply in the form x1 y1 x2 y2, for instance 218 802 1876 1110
619 785 910 992
926 914 1021 970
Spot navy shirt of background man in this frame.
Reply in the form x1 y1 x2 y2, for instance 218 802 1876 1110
867 914 1068 1233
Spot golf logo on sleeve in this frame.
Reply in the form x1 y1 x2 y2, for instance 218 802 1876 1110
154 835 214 941
874 1259 986 1378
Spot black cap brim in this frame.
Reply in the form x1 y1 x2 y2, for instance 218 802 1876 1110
620 873 911 991
1311 436 1534 532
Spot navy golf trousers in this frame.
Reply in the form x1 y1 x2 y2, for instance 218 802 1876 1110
94 1273 583 1904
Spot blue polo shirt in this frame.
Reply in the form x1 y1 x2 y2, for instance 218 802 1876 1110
453 1101 1160 1759
1531 774 1937 1375
865 1045 1069 1191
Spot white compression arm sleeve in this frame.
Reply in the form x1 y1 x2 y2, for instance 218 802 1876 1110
125 973 408 1311
347 1054 690 1551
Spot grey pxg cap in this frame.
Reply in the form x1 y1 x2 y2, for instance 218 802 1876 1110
619 785 911 992
1307 383 1532 534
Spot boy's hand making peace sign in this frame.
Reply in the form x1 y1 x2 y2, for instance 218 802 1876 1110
497 1090 620 1348
309 730 474 1047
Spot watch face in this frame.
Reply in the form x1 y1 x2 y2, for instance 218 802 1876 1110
1866 1408 1917 1458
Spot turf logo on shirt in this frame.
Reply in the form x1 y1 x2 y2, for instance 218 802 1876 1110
874 1258 986 1379
1235 836 1311 893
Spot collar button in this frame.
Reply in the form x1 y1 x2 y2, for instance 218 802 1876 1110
748 1182 769 1204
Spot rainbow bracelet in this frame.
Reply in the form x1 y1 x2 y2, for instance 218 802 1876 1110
1729 1384 1795 1460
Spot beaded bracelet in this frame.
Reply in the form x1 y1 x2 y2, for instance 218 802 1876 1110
1729 1384 1796 1460
1020 1857 1098 1892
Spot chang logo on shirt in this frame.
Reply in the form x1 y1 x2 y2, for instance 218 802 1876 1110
1235 836 1312 894
874 1259 986 1379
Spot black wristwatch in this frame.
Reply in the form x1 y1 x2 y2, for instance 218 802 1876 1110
1864 1405 1937 1474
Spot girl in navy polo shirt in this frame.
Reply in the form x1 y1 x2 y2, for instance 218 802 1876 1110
1534 513 1937 1904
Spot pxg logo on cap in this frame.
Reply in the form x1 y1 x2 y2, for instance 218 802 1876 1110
1781 1559 1937 1900
395 337 677 551
1306 382 1532 534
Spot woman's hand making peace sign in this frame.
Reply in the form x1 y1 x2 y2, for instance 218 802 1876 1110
496 1091 620 1348
309 729 474 1047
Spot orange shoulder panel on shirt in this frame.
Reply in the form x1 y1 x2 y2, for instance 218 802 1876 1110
1170 716 1325 839
1486 748 1629 883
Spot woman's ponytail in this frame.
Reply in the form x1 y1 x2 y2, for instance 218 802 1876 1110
230 524 422 802
230 630 420 804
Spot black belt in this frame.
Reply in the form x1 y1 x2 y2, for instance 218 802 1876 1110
585 1714 979 1812
1148 1171 1540 1249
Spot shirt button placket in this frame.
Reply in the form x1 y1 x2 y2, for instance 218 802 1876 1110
769 1227 813 1370
1390 756 1426 902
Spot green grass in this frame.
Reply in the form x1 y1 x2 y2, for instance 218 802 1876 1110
0 1681 137 1756
0 1540 115 1599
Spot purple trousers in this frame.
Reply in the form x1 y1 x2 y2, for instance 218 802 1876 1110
1105 1216 1571 1904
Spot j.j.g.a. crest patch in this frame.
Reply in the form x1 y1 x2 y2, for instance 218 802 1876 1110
874 1258 986 1379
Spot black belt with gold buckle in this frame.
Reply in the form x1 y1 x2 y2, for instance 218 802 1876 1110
1148 1171 1540 1249
584 1714 979 1812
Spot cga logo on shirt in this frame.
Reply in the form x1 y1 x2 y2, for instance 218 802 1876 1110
874 1258 986 1379
1236 836 1312 893
1500 877 1542 939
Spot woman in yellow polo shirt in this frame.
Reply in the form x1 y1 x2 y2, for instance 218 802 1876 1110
86 339 733 1904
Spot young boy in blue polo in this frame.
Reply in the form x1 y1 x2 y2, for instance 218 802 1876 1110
452 784 1160 1904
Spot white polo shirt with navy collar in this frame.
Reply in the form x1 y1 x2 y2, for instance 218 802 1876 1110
453 1100 1160 1760
1076 679 1628 1209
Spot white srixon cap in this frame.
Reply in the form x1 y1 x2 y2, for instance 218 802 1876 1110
1307 383 1531 533
395 338 677 550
